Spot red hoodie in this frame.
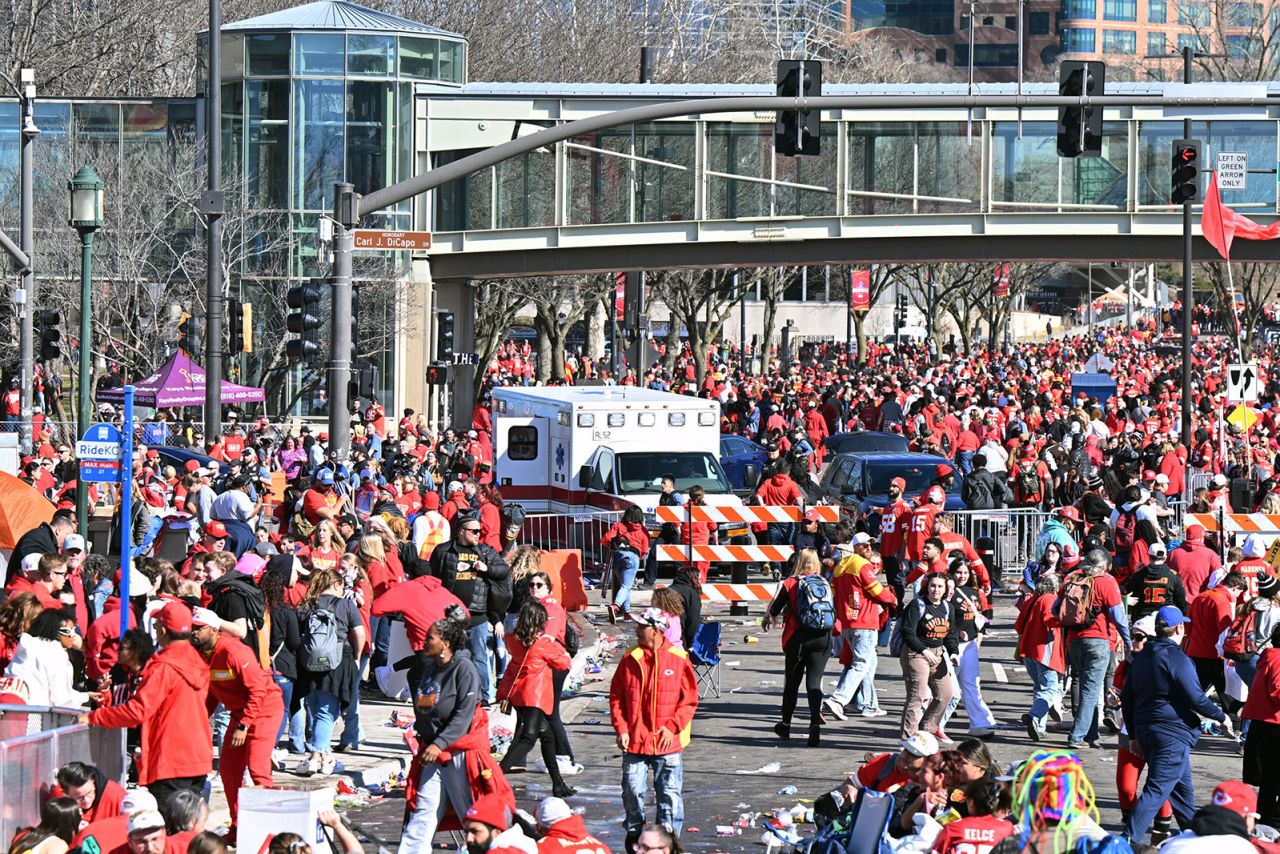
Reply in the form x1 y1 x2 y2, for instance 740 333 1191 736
371 575 468 650
202 634 283 728
536 815 613 854
1242 647 1280 725
85 598 137 682
89 640 213 785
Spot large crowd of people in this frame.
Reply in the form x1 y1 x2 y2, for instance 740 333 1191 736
3 317 1280 854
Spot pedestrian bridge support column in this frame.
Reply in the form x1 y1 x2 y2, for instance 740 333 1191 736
398 258 436 427
433 276 475 431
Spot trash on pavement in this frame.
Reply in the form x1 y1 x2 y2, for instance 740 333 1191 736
736 761 782 775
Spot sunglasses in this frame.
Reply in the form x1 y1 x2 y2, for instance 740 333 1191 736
529 581 548 590
460 526 481 533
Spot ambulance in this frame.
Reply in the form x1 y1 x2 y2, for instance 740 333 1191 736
491 386 754 538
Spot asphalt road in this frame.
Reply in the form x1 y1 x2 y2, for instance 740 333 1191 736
347 593 1248 852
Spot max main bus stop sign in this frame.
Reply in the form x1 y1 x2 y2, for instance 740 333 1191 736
77 422 123 484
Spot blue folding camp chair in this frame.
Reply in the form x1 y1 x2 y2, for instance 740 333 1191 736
689 621 722 698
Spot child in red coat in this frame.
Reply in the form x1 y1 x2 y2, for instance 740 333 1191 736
496 600 574 798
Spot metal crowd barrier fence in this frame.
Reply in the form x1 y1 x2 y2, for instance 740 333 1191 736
520 510 623 577
944 508 1051 573
0 706 127 848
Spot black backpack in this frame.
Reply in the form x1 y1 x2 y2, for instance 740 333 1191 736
1017 466 1041 497
207 574 266 635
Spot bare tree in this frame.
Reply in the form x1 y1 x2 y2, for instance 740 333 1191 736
472 278 525 398
524 274 614 382
1204 262 1279 356
648 268 750 383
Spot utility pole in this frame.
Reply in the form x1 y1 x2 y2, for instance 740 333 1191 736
18 69 36 456
1180 45 1193 467
202 0 225 444
329 183 356 459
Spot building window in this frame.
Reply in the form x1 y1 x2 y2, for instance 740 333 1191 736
507 426 538 460
1103 29 1137 51
1062 27 1097 50
954 43 1020 65
935 47 948 61
1147 0 1166 22
1177 2 1209 24
1147 31 1166 55
959 14 970 27
1227 2 1261 24
1062 0 1096 19
1227 33 1259 57
1030 11 1052 32
1103 0 1137 20
1005 14 1017 28
1177 33 1206 51
246 33 289 76
982 15 995 23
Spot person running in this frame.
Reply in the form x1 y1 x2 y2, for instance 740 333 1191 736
1016 572 1065 741
600 506 650 623
763 548 834 747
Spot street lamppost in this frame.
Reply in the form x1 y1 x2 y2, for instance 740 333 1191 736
68 165 105 537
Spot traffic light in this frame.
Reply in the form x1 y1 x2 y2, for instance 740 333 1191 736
1171 139 1201 204
894 294 908 330
774 59 823 157
436 311 455 362
426 362 451 386
34 310 61 361
229 300 244 353
177 312 201 355
286 280 324 362
1057 60 1105 158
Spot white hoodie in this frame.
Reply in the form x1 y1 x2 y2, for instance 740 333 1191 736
4 634 88 708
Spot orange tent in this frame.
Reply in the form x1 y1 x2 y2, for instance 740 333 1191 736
0 471 54 550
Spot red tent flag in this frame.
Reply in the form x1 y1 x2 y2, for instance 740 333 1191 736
1201 170 1280 261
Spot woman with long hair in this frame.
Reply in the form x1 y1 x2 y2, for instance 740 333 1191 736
1016 571 1065 742
667 565 703 651
943 562 997 739
601 505 651 623
476 484 504 552
763 548 832 747
650 586 686 648
523 570 580 775
261 557 305 759
302 520 345 578
505 546 543 630
1241 623 1280 826
276 435 308 483
496 600 574 796
0 593 42 672
8 797 80 854
4 610 87 708
898 572 959 743
295 568 366 777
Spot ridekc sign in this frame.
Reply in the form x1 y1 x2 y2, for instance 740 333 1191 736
353 229 433 251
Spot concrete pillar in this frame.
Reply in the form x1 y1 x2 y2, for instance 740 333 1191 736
400 258 435 423
434 277 475 430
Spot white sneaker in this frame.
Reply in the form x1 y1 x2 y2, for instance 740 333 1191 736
271 749 287 771
375 664 401 699
319 756 337 775
860 708 889 718
823 698 848 721
556 756 584 776
294 757 315 777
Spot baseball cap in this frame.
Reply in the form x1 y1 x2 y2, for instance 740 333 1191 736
447 480 464 494
1132 615 1157 638
936 463 954 478
194 467 211 478
901 731 940 757
804 508 822 522
1147 541 1167 558
127 810 166 836
121 789 158 815
851 532 873 546
19 553 41 577
203 520 228 539
155 601 193 634
1244 534 1267 559
1213 473 1229 486
192 607 221 629
635 607 670 631
1213 781 1260 819
316 469 335 485
183 460 201 473
1186 523 1206 542
61 534 86 553
890 477 906 490
1155 605 1190 629
464 794 511 831
535 797 573 827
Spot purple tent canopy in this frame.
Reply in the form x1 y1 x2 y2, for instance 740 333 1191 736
95 350 266 408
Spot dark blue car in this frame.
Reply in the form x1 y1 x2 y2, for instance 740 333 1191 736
719 433 767 494
808 451 966 533
822 430 910 456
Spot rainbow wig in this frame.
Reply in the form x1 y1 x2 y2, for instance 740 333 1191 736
1011 749 1100 854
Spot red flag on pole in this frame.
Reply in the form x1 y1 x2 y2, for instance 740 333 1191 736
1201 170 1280 260
993 263 1010 298
849 270 870 312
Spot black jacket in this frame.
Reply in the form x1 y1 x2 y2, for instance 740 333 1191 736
668 576 702 650
962 469 1010 510
428 538 511 627
1121 561 1188 621
6 522 58 584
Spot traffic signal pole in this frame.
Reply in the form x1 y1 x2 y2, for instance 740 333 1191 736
329 183 356 460
203 0 224 445
1181 46 1193 485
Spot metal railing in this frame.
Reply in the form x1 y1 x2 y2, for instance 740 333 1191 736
0 706 127 847
521 510 623 578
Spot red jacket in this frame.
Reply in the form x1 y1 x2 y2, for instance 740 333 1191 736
755 473 803 506
536 815 613 854
85 598 136 682
1185 586 1235 659
497 633 571 714
479 500 502 551
89 640 212 785
833 555 896 631
371 575 467 650
1015 592 1066 673
601 521 650 555
203 634 284 729
51 776 125 825
404 704 515 831
365 558 405 599
1168 541 1222 599
1242 647 1280 725
609 639 698 756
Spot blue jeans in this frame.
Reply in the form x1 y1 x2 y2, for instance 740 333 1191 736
622 752 685 836
1125 735 1195 841
830 629 879 708
371 616 392 670
305 688 340 754
956 451 975 476
1069 637 1110 744
612 550 640 613
467 622 493 702
1023 658 1063 733
273 674 306 753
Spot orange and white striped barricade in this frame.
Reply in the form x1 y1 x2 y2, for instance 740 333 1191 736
697 582 780 602
1189 512 1280 536
657 544 794 563
655 505 841 524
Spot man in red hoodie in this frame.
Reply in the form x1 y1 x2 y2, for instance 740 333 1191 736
191 606 283 834
1169 524 1222 599
1186 572 1248 703
824 533 896 722
371 574 467 700
534 796 612 854
610 608 698 854
84 600 213 806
